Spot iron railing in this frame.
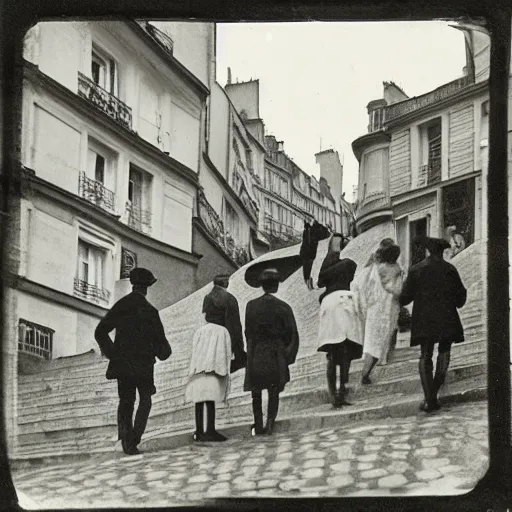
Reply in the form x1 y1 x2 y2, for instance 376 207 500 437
384 76 473 123
18 319 54 360
126 202 152 234
197 188 250 267
74 278 111 303
263 215 302 241
418 158 442 187
78 171 116 212
78 72 132 130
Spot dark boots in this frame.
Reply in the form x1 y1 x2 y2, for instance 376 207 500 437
251 393 266 436
202 401 227 442
431 350 451 407
361 353 378 385
326 358 351 407
418 355 440 412
193 402 205 441
266 390 280 435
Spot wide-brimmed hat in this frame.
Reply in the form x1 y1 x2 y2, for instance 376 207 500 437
244 254 302 288
129 268 157 286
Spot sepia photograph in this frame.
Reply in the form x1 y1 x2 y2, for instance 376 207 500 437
0 11 502 509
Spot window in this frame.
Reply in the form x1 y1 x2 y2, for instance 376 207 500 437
281 178 288 200
265 198 271 214
442 178 475 249
224 200 240 241
18 319 54 360
127 164 152 234
362 148 388 198
75 239 109 302
420 118 442 185
91 46 117 95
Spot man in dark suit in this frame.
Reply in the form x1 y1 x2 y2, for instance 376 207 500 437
400 237 467 412
244 268 300 435
94 268 172 455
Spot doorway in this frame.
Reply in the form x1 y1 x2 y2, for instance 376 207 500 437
409 217 428 266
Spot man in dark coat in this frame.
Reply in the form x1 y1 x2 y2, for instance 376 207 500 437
299 220 331 289
94 268 172 455
244 268 300 435
209 274 247 374
399 237 467 412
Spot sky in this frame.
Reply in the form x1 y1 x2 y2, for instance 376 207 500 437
216 21 467 199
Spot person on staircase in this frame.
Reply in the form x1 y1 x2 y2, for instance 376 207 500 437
352 240 403 384
244 268 300 436
315 233 362 408
185 274 247 442
94 268 172 456
399 237 467 412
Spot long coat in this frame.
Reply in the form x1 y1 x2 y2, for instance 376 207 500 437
94 291 172 385
202 285 246 371
399 256 467 346
243 293 299 392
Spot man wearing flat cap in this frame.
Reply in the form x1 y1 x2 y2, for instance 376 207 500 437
94 268 172 455
400 237 467 413
244 268 299 435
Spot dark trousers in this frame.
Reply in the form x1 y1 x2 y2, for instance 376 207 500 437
252 386 280 433
117 378 153 450
419 340 453 405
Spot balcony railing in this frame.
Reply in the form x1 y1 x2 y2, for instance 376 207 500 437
18 319 54 360
197 188 250 267
384 76 473 123
126 202 152 235
78 172 116 212
263 216 302 241
74 278 110 303
418 159 442 187
78 72 132 130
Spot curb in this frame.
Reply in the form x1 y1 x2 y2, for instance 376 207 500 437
10 386 487 471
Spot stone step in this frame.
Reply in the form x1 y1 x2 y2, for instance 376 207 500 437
16 353 486 443
16 341 486 425
11 373 487 466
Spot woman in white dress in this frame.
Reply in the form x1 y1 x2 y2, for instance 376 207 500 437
316 234 363 407
353 241 403 384
185 275 245 442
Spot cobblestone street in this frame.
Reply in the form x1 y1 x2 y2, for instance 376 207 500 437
13 400 488 508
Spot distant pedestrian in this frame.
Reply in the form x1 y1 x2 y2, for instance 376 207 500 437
94 268 172 455
445 225 466 259
316 233 362 408
352 240 403 384
399 237 467 412
244 268 299 435
299 220 331 290
185 274 246 442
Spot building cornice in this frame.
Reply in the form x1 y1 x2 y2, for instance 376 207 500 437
385 80 488 129
24 61 200 189
202 152 258 225
129 21 210 99
12 276 109 318
24 169 203 266
351 130 391 162
391 170 482 204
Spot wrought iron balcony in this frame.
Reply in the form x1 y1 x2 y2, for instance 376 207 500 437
418 159 442 187
78 72 132 130
263 216 302 241
78 172 116 212
126 202 152 235
73 278 110 303
384 75 473 123
197 188 251 266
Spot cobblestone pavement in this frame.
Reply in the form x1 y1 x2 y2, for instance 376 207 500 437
13 401 488 508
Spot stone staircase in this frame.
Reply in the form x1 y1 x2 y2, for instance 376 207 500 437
11 224 487 463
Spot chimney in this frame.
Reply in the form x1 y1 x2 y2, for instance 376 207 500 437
278 141 284 152
227 67 232 85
